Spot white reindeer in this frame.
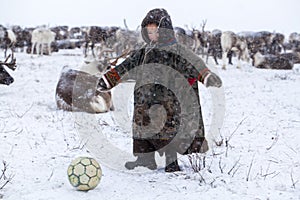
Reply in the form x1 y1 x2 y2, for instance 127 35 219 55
221 31 250 69
31 28 56 55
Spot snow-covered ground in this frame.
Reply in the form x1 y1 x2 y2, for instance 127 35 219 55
0 49 300 200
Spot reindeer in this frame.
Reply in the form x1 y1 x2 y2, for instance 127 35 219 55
269 32 285 55
69 27 84 39
192 28 202 54
50 26 69 40
191 20 209 57
174 26 187 46
55 48 132 113
55 53 124 113
11 25 28 52
289 32 300 51
55 67 114 113
0 54 17 85
83 26 108 58
239 31 274 58
206 29 222 65
114 28 141 56
252 51 294 70
0 25 17 58
221 31 250 69
31 27 56 56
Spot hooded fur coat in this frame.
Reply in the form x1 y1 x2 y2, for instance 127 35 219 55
103 8 211 155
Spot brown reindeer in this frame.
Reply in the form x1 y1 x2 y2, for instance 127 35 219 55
83 26 108 58
252 51 299 70
55 67 114 113
206 29 222 65
269 32 285 55
191 20 209 56
55 49 133 113
238 31 273 57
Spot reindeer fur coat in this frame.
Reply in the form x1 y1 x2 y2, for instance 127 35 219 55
103 9 211 155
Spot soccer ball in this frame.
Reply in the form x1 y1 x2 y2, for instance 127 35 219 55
67 157 102 191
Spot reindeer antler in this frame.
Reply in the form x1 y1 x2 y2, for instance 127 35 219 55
109 48 132 66
0 54 17 71
201 19 207 32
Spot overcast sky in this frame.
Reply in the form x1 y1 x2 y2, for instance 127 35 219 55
1 0 299 34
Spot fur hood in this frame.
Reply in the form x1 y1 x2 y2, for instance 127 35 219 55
141 8 176 45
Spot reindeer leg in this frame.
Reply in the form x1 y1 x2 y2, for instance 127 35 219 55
83 42 88 57
11 44 15 55
228 50 233 65
222 51 227 70
31 43 35 55
48 42 51 55
236 48 246 69
214 53 219 65
205 53 209 64
237 59 241 68
41 43 44 55
91 43 95 58
4 47 7 58
37 43 40 55
237 52 242 69
36 43 40 55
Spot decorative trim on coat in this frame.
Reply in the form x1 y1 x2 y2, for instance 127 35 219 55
104 68 121 87
198 68 210 83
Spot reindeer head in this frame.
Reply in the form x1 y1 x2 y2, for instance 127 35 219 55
0 54 17 85
0 66 14 85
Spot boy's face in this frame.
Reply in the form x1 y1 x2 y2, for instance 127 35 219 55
146 23 159 42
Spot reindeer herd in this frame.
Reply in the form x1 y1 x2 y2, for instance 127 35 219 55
1 23 300 67
173 21 300 70
1 22 300 113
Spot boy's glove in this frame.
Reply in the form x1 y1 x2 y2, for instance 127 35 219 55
204 71 222 88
